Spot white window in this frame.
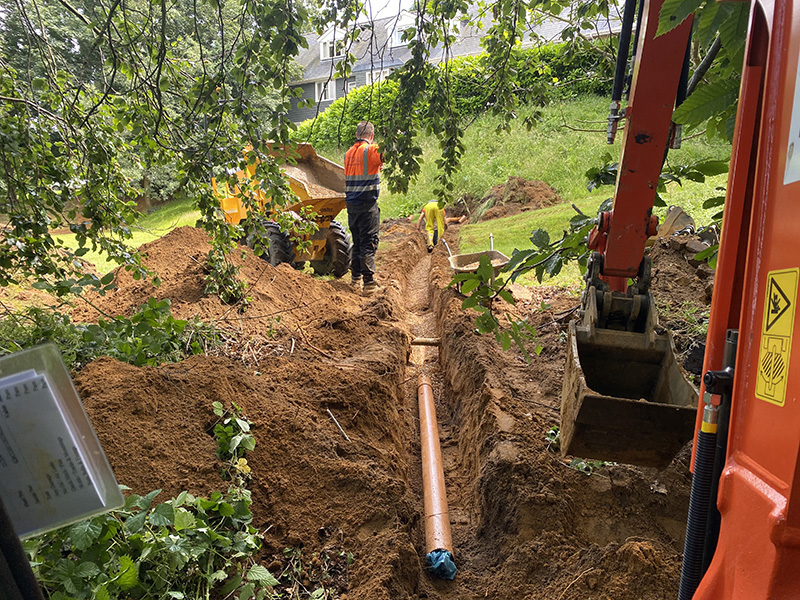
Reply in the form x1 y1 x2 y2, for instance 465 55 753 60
392 26 411 47
316 80 336 102
320 39 345 60
367 69 392 85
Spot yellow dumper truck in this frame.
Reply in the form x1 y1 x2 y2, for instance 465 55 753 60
213 143 352 277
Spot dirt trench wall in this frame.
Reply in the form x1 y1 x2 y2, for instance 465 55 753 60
426 239 693 600
71 226 437 600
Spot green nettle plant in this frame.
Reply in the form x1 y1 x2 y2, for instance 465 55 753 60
0 298 219 370
212 401 256 481
25 404 275 599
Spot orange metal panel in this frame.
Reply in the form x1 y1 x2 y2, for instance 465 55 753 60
601 0 694 281
695 0 800 597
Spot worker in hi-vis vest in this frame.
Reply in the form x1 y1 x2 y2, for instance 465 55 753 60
344 121 383 297
417 200 447 253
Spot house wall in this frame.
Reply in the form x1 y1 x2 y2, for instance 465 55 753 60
288 76 360 124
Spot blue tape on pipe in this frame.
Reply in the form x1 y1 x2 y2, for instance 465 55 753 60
426 549 457 580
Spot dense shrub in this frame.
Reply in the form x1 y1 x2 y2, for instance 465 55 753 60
293 39 614 149
293 80 400 148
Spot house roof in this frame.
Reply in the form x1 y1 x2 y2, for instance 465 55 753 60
292 8 620 85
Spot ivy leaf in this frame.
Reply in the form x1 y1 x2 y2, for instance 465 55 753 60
246 564 280 586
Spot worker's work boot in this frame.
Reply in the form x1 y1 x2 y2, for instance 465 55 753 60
362 281 379 297
350 276 362 292
427 244 434 253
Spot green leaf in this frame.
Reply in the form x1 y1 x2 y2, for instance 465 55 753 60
149 502 175 527
239 582 256 600
693 244 718 261
75 561 100 578
94 585 111 600
460 278 481 295
530 229 550 249
117 555 139 591
310 589 325 600
124 510 147 534
696 1 725 46
137 489 162 510
692 159 729 176
702 195 726 209
719 3 749 62
221 574 243 595
246 564 280 586
656 0 703 36
673 78 740 127
497 289 515 304
69 519 103 551
173 507 196 531
476 255 493 280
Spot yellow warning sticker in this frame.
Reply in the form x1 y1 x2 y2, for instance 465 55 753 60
756 268 799 406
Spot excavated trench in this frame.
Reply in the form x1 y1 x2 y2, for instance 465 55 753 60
71 221 694 600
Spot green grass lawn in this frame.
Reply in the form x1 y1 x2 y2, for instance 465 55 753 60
56 197 201 273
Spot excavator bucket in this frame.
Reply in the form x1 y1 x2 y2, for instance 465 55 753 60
560 289 698 468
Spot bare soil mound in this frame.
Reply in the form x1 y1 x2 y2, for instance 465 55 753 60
648 235 714 380
67 216 696 599
479 176 562 221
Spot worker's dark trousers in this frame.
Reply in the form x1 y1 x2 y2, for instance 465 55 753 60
347 199 380 283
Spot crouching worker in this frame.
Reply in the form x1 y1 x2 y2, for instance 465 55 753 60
417 200 447 253
345 121 384 296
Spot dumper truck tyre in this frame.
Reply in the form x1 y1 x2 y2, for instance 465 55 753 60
311 221 351 278
264 223 296 267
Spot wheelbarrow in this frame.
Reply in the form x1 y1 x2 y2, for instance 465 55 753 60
443 237 510 291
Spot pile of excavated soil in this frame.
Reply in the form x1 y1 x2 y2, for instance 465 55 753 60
66 214 699 599
648 236 714 381
479 177 563 221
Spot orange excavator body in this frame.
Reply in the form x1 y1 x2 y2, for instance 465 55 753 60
691 1 800 597
563 0 800 596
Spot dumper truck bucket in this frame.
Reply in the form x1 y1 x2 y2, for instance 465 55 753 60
560 289 698 468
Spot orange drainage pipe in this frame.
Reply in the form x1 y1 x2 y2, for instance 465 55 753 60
418 374 457 580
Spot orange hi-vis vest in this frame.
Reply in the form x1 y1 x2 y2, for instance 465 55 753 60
344 140 383 202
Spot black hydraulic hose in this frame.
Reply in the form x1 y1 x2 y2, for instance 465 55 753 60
676 33 692 108
607 0 638 143
612 0 638 103
678 405 719 600
701 330 739 572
